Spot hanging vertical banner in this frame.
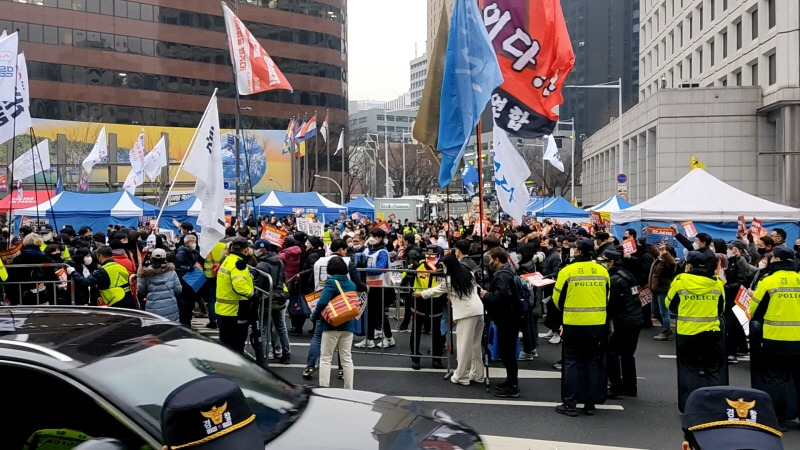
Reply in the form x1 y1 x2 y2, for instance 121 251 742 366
482 0 575 138
0 52 32 145
0 32 18 105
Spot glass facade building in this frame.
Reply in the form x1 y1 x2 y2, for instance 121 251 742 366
1 0 348 130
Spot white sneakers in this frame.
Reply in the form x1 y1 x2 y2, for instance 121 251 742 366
354 339 376 349
376 337 396 348
541 330 555 339
519 350 538 360
549 334 562 344
450 375 470 386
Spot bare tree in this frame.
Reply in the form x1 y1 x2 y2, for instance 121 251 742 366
517 143 578 198
386 141 438 196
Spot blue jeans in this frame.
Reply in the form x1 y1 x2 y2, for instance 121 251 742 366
651 293 670 331
204 277 217 325
307 320 323 368
271 308 291 355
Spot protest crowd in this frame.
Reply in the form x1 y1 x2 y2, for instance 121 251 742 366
0 210 799 432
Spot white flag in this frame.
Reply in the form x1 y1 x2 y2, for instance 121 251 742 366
544 134 565 172
122 170 143 195
222 3 293 95
492 123 530 223
0 32 18 104
143 135 168 181
183 93 225 248
320 113 329 143
129 129 146 174
334 131 344 155
82 126 108 174
11 139 50 180
0 52 32 146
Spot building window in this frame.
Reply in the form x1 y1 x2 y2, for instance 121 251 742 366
688 55 693 77
768 0 776 29
722 30 728 58
689 15 693 39
721 77 727 86
358 117 368 124
735 70 742 86
698 48 703 73
376 115 384 121
710 40 715 66
736 20 742 49
699 6 703 30
723 0 728 11
768 53 776 85
386 115 395 121
710 0 715 21
751 62 758 85
751 9 758 40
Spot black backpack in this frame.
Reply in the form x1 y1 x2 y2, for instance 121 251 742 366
513 274 534 315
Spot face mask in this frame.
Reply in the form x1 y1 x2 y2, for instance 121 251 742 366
84 256 93 265
187 243 197 250
794 244 800 253
51 253 62 261
347 243 353 248
367 237 379 246
43 233 53 241
569 249 576 258
692 242 700 250
726 250 734 258
758 260 768 269
757 247 767 255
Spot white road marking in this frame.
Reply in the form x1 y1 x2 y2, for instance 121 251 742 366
658 354 677 359
270 363 561 379
481 435 642 450
400 396 624 411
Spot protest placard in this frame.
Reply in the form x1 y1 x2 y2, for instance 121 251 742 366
733 286 753 335
622 238 637 256
681 221 697 239
261 225 287 247
737 216 747 236
645 226 676 247
750 217 765 237
637 287 653 306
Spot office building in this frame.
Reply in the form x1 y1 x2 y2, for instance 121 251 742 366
410 53 427 107
583 0 799 207
561 0 640 140
0 0 348 131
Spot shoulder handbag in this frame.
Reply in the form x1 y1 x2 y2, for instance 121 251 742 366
322 280 361 327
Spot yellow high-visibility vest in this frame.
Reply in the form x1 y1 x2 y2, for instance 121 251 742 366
751 269 800 342
665 273 724 336
215 254 254 318
553 261 609 326
98 261 131 306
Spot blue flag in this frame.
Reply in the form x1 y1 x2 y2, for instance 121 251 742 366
436 0 503 188
461 161 479 196
55 171 63 195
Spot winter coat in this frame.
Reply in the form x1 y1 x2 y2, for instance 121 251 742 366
111 250 136 275
310 274 357 333
174 245 200 277
608 266 644 330
137 263 182 322
541 247 562 278
483 264 519 326
648 252 677 293
421 275 484 321
279 245 302 281
7 247 59 305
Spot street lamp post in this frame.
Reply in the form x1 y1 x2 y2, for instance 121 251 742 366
314 175 343 204
563 78 624 180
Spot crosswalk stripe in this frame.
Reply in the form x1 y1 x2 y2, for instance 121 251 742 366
399 396 624 411
480 435 641 450
658 354 677 359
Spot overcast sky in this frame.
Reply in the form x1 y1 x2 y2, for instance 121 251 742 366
348 0 427 101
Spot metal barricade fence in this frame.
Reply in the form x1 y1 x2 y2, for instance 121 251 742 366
247 265 274 368
2 263 77 306
353 266 456 377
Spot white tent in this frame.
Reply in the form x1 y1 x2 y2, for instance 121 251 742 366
612 169 800 224
585 196 633 213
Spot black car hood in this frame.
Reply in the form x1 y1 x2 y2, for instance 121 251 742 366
269 388 483 449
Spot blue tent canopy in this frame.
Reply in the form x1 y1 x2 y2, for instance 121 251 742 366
528 196 589 220
253 191 347 222
13 191 159 231
526 197 554 216
344 196 374 219
157 195 234 234
587 195 633 212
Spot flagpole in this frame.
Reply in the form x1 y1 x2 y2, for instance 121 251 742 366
325 109 330 199
303 114 309 191
155 89 218 226
28 127 59 231
476 120 485 229
339 127 345 202
314 110 318 193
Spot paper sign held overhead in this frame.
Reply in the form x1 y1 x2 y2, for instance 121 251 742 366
645 226 676 247
681 221 697 239
622 238 637 257
738 216 747 236
750 218 765 237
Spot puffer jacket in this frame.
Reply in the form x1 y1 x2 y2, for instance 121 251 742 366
137 263 182 322
648 252 677 293
279 245 303 281
608 266 644 330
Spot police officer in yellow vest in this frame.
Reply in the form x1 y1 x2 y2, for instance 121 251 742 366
553 238 610 417
215 237 255 354
0 257 7 282
203 227 237 329
749 245 800 430
666 251 726 412
67 246 134 308
408 251 446 370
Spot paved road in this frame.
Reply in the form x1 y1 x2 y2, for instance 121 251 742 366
192 316 799 450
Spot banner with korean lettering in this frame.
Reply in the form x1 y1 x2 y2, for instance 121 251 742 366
483 0 575 138
0 52 32 146
0 32 18 105
260 224 287 248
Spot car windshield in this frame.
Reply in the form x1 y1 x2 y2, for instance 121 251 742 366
74 328 302 443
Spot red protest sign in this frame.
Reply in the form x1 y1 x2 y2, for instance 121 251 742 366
261 225 287 248
622 238 637 257
738 216 747 236
750 218 765 237
681 221 697 239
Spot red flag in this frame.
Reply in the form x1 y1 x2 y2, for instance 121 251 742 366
482 0 575 138
222 3 293 95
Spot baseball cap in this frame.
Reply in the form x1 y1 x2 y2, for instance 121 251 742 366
40 224 54 233
93 231 107 243
772 246 794 261
683 386 783 450
596 250 621 262
727 240 748 251
251 239 270 250
576 238 594 255
161 376 263 450
686 251 707 268
151 248 167 260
